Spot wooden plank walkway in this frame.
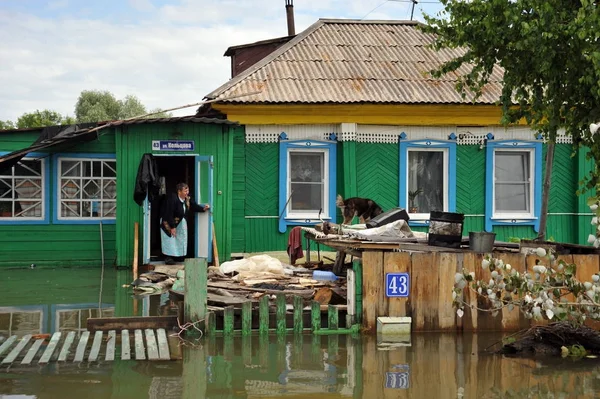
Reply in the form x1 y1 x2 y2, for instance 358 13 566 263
0 328 172 366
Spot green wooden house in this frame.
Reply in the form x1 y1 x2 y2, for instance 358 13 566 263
201 18 596 252
0 117 244 268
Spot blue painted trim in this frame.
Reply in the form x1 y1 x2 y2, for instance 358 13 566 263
53 153 117 225
485 140 542 232
399 140 457 226
278 139 337 233
0 152 51 225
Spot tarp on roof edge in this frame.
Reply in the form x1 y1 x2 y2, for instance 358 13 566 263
0 123 97 173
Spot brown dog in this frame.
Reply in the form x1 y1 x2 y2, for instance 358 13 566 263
336 194 383 225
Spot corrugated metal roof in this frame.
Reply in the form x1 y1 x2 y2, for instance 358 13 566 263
206 19 504 105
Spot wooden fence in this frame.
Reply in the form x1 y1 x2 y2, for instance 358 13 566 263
361 251 600 332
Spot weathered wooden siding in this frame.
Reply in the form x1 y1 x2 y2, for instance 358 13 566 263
115 122 237 267
361 250 600 332
0 131 117 268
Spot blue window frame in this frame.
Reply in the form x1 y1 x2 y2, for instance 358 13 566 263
0 152 50 225
399 139 457 226
278 138 337 233
485 140 542 232
53 153 117 224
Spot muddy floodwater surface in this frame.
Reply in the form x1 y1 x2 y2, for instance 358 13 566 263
2 267 600 398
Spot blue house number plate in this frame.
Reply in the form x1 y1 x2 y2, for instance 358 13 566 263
385 273 410 297
385 371 410 389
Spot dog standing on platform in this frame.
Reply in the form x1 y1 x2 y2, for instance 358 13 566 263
336 194 383 225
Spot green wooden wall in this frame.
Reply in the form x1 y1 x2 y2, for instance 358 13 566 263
242 141 595 255
0 131 117 268
115 122 242 267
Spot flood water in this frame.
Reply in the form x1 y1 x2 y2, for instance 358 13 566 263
2 267 600 398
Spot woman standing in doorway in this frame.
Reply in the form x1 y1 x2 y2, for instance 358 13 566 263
160 182 210 265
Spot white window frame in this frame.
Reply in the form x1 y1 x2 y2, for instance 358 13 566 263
0 156 47 223
56 156 117 222
492 147 535 219
286 147 329 220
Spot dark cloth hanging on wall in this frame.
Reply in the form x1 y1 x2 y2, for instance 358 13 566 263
134 153 160 206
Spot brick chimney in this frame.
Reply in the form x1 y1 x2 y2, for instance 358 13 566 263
285 0 295 36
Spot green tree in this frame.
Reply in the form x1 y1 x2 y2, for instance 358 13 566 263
0 120 15 130
16 110 74 129
423 0 600 239
75 90 172 123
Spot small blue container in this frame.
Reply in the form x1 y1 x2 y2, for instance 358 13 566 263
312 270 338 281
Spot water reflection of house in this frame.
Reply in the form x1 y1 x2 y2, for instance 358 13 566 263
0 304 113 335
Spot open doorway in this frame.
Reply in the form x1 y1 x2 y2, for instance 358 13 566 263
150 156 197 262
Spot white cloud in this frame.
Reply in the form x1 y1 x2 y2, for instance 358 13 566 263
0 0 443 121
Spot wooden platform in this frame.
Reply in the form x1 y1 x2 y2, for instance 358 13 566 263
0 328 173 366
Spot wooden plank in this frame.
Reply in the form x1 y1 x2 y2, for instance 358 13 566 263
500 253 527 331
0 335 17 357
21 339 44 365
384 252 411 318
311 301 321 331
87 316 178 331
276 294 286 334
58 331 76 362
259 295 269 334
134 329 146 360
411 252 438 331
462 253 479 331
242 301 252 335
39 332 62 364
74 331 90 362
328 305 339 330
362 251 384 332
2 334 31 364
88 331 103 362
224 306 234 336
438 253 458 330
105 330 116 361
293 295 303 334
184 258 207 328
156 328 170 360
574 254 600 283
121 330 131 360
145 329 159 360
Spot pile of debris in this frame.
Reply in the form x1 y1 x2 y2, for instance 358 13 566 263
130 255 347 308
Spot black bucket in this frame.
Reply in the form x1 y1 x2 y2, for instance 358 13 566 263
428 211 465 248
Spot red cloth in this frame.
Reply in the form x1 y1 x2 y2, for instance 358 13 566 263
287 226 304 265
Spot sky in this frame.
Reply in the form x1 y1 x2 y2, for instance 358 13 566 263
0 0 445 122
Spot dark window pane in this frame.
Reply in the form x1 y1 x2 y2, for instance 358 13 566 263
408 151 444 213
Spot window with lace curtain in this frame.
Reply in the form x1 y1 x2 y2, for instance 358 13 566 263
278 139 337 233
399 139 457 226
56 155 116 222
485 140 542 232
